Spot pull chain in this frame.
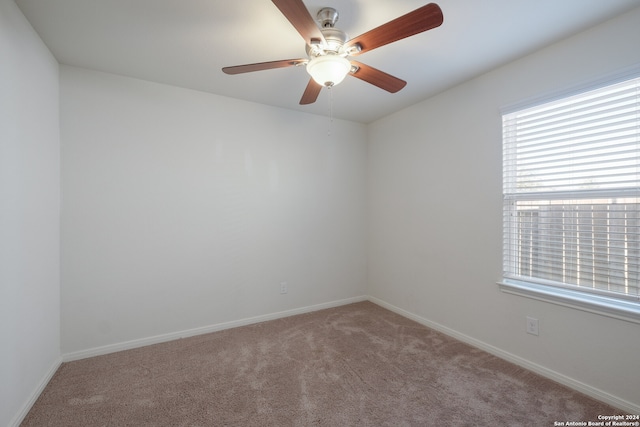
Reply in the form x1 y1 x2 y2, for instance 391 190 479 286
327 86 334 137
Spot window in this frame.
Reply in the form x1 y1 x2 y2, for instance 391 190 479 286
501 73 640 322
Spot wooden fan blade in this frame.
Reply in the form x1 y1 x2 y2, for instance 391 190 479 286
350 61 406 93
300 78 322 105
345 3 443 55
222 59 306 75
272 0 326 45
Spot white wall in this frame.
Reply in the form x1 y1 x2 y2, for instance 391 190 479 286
368 7 640 410
0 0 61 425
60 66 367 355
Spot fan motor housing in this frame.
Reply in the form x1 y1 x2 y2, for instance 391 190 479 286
305 7 349 57
306 27 348 57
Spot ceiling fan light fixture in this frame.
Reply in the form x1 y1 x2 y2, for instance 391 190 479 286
222 1 444 105
306 55 351 87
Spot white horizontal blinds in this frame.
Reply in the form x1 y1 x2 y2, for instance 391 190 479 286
503 76 640 301
503 197 640 299
503 77 640 195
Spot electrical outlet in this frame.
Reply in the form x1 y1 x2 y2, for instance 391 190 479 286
280 282 288 294
526 316 539 336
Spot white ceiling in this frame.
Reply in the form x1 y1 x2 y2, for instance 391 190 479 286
16 0 640 123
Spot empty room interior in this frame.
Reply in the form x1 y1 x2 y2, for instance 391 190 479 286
2 0 640 425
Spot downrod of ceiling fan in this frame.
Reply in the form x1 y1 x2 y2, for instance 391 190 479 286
316 7 339 28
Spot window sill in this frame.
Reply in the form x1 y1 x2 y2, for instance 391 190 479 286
497 280 640 324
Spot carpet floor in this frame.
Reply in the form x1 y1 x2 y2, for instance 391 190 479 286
22 301 618 426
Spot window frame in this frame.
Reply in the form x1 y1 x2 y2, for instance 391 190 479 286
498 67 640 324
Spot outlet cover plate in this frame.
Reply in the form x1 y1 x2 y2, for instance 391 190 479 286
526 316 539 336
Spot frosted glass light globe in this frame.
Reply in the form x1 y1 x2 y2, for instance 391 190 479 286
306 55 351 87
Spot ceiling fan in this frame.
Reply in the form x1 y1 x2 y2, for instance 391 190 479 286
222 0 443 105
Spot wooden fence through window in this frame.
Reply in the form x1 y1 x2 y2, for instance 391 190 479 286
516 202 639 296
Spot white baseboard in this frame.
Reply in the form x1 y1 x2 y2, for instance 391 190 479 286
63 296 367 362
9 356 63 427
367 296 640 415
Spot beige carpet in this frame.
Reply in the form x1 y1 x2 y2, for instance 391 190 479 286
22 302 617 426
